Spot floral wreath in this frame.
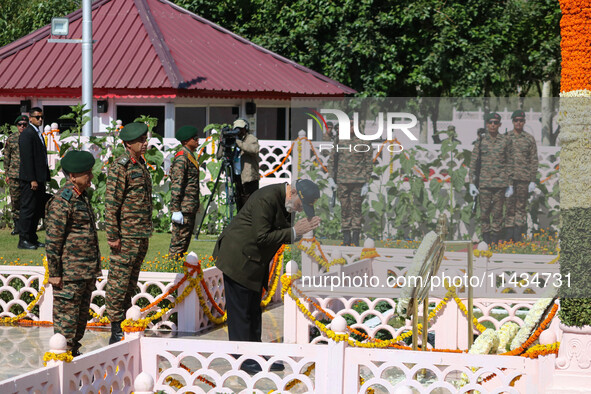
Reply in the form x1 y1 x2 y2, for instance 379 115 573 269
396 231 442 317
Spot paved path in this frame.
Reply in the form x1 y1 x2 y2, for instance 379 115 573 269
0 304 284 381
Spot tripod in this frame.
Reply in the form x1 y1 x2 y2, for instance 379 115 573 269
195 151 242 240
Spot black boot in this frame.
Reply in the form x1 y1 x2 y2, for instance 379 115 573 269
482 233 492 245
72 342 82 357
491 232 501 246
109 321 123 344
343 230 351 246
514 226 524 242
351 229 360 246
504 227 514 242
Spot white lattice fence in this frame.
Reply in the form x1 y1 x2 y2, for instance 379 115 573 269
0 364 60 394
290 245 559 349
0 263 284 334
345 346 549 394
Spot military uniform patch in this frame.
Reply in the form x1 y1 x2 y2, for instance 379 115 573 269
61 188 73 202
118 156 130 166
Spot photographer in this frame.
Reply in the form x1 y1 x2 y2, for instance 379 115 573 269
217 119 260 211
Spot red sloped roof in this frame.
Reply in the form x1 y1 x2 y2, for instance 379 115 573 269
0 0 354 98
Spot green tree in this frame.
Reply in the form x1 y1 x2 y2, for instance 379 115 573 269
0 0 80 48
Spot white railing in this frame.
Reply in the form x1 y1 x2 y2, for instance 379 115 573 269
0 264 281 333
0 333 554 393
289 244 559 348
0 364 60 393
0 338 141 394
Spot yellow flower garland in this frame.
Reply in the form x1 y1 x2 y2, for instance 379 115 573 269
285 275 457 349
522 342 560 359
297 240 346 271
446 285 488 334
473 249 493 258
122 267 198 331
43 350 73 366
360 248 380 260
260 249 284 308
0 256 49 325
89 308 109 324
193 268 227 325
297 139 302 173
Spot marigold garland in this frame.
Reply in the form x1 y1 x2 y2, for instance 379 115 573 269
502 303 559 356
473 249 493 258
285 273 465 350
522 342 560 359
360 248 380 260
261 245 285 307
43 350 73 366
0 256 49 325
298 238 346 271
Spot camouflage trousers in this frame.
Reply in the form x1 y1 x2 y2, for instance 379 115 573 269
7 177 21 225
169 211 197 258
505 181 529 227
338 183 364 230
106 237 149 322
53 278 96 350
479 187 505 234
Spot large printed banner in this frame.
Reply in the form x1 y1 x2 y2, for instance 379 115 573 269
287 97 571 299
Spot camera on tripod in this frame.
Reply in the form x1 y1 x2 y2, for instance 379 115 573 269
220 125 241 159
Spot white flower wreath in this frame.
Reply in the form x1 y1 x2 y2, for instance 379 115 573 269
496 322 520 354
510 287 557 351
396 231 439 318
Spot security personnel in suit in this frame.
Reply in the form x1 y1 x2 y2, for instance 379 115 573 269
46 150 100 357
169 126 200 259
18 107 50 250
104 123 153 344
213 179 320 373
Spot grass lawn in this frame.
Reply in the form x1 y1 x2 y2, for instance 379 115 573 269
0 228 218 272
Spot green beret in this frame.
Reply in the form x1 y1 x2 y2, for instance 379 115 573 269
484 112 501 122
14 115 29 124
511 110 525 119
119 122 148 141
61 150 95 173
176 125 198 142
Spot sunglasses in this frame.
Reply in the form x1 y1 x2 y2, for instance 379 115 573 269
487 120 500 125
31 115 43 120
513 118 525 122
16 122 28 126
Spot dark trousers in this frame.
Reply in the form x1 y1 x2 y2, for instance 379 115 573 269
18 180 45 243
236 178 259 211
223 273 262 342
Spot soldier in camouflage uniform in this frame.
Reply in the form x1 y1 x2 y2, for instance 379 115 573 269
469 113 515 245
46 150 99 357
505 110 538 242
327 125 373 246
105 123 153 344
169 126 200 259
3 115 28 234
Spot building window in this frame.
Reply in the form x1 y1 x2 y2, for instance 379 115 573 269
257 107 286 140
116 105 165 136
0 104 21 129
175 107 206 137
43 105 77 132
209 107 237 126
